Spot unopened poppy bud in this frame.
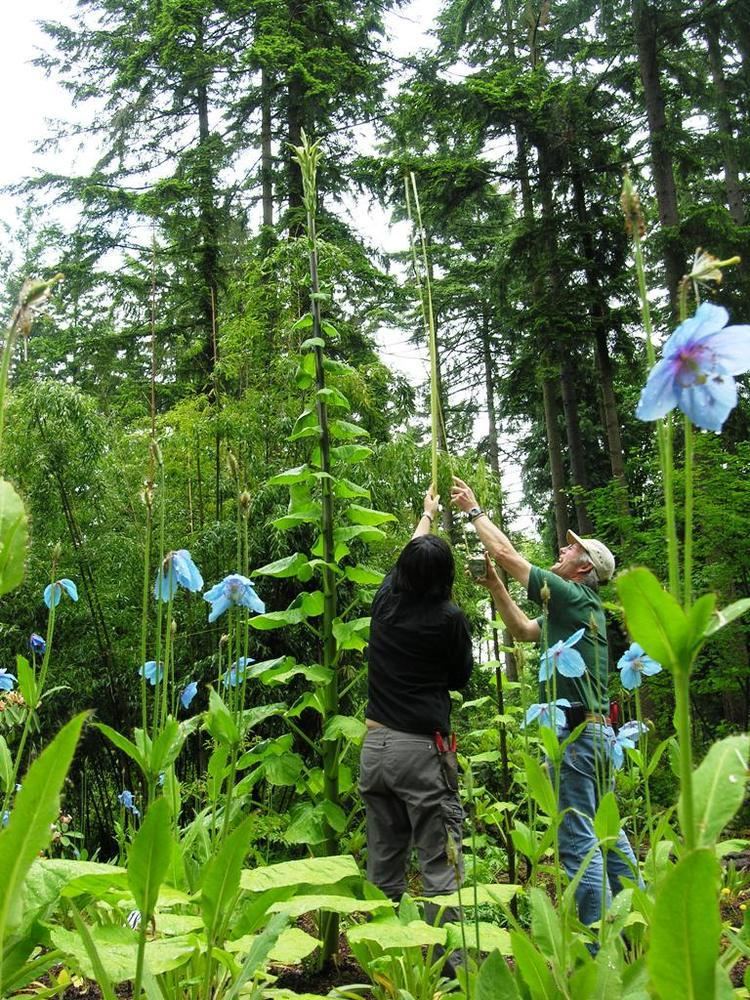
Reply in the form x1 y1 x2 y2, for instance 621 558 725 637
51 542 63 566
620 172 646 239
220 633 229 646
540 582 551 603
588 612 599 635
171 619 177 636
227 451 239 479
240 490 251 514
19 273 63 309
150 440 163 467
141 481 154 509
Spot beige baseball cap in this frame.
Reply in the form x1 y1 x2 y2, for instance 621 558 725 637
566 529 615 583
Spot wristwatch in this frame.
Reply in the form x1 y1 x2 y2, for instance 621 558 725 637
467 506 484 521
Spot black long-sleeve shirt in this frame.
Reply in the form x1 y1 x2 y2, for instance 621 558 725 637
365 574 473 734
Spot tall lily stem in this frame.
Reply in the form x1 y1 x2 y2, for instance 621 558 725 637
293 132 340 965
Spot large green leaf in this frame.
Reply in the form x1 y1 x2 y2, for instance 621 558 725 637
267 465 314 487
253 553 311 579
94 723 147 772
511 930 557 999
50 925 195 982
347 918 444 949
204 688 239 746
333 524 387 544
321 715 367 743
343 564 384 586
0 736 13 793
447 921 512 956
0 713 87 947
223 913 291 1000
528 887 562 965
271 894 391 919
226 925 318 964
240 855 360 893
616 567 690 672
0 479 28 596
330 444 372 465
250 607 307 630
201 817 254 941
594 791 622 846
475 948 520 998
333 479 370 500
329 419 369 440
522 754 557 817
332 616 371 651
128 798 172 919
705 598 750 637
345 504 396 526
648 848 720 1000
690 734 749 848
420 884 520 908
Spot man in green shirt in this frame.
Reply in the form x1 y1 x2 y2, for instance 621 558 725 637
451 476 640 929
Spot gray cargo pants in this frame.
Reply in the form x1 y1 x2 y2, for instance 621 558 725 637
359 726 464 908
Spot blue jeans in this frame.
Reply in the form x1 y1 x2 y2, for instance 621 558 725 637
555 725 642 927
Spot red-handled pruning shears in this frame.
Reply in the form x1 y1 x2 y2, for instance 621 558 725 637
434 732 457 752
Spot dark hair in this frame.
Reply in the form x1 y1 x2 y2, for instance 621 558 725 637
391 535 455 601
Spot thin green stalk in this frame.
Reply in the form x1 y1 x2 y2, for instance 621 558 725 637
683 416 694 609
629 210 680 598
674 671 695 850
406 173 441 491
634 688 653 850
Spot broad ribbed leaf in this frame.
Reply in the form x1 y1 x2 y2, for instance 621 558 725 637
691 735 749 848
0 479 28 596
648 849 720 1000
128 798 172 918
0 713 87 945
200 816 253 938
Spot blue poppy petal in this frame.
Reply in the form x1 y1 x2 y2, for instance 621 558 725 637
59 579 78 601
620 664 641 690
524 704 543 726
180 681 198 709
562 628 586 649
556 648 586 678
700 325 750 374
674 371 737 432
203 581 224 603
208 593 231 623
44 582 61 608
636 357 679 421
242 585 266 614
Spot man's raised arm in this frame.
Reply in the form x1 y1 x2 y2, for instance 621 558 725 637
450 476 532 587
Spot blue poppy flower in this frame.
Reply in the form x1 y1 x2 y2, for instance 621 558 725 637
153 549 204 602
139 660 164 686
617 643 662 690
539 628 587 681
523 698 571 729
0 669 17 692
117 790 140 817
636 303 750 432
180 680 198 709
29 633 46 655
43 578 79 608
222 656 255 688
204 574 265 623
609 720 649 770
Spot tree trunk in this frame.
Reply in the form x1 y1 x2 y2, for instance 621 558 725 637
196 72 221 385
261 67 274 229
705 9 746 225
559 358 594 535
541 375 569 549
633 0 683 311
571 171 630 516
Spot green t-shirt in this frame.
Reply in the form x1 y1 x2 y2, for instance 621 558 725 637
527 565 609 713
